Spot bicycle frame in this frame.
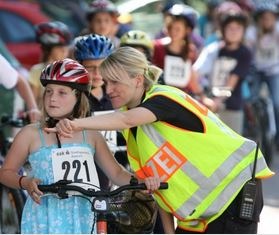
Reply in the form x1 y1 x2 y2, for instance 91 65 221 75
38 180 168 234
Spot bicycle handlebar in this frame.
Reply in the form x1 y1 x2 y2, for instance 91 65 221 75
0 114 25 129
38 180 168 198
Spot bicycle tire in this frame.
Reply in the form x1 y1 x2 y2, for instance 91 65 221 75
258 115 275 166
243 98 275 166
261 132 274 166
254 98 275 166
0 185 26 234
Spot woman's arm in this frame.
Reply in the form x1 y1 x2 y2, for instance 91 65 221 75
159 207 175 234
93 131 131 186
45 107 157 137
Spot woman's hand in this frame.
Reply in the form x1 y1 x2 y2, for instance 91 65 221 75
141 176 161 193
44 118 80 138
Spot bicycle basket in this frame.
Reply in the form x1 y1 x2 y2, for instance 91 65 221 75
107 190 158 234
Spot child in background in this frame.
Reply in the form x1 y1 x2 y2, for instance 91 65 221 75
29 21 72 109
245 1 279 148
81 0 120 47
193 10 251 134
152 3 203 96
74 33 116 190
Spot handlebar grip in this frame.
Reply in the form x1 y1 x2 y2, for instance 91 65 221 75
38 185 58 193
1 115 24 128
159 182 168 190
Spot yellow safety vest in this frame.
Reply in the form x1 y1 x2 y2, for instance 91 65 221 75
122 84 274 232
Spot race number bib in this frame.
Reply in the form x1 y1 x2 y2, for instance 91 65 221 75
93 110 117 150
51 146 98 185
164 55 191 88
255 34 279 70
210 57 237 87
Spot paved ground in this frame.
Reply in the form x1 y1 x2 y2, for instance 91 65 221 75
258 153 279 234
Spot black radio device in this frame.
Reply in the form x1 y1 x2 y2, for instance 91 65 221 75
239 142 259 221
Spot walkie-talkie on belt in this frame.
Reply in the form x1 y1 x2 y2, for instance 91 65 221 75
239 142 259 221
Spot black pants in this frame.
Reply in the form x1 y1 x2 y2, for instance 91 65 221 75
176 180 263 234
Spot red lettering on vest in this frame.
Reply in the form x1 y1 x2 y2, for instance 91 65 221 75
136 142 187 181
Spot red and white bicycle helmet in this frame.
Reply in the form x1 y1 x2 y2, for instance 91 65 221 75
36 21 72 47
40 58 90 92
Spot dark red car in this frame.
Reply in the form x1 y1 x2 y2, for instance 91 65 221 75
0 1 50 69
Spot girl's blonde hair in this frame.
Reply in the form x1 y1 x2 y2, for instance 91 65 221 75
100 46 162 90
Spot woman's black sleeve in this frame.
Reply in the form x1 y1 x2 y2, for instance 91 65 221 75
139 95 204 132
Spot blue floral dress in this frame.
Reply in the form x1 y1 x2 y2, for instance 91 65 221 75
21 128 99 234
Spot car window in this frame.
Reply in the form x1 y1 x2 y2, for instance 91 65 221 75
129 2 164 38
132 1 162 14
0 10 36 43
0 39 20 68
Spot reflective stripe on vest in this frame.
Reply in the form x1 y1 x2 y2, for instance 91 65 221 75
123 85 273 232
141 124 267 219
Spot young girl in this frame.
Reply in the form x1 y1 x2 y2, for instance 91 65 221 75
0 58 159 234
152 3 203 96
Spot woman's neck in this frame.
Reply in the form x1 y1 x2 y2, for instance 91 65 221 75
127 88 145 109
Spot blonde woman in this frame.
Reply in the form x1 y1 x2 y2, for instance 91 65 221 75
47 47 273 234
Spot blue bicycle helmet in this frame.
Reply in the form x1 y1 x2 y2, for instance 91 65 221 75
74 34 114 61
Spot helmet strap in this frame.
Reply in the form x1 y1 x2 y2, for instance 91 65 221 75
46 117 59 128
45 117 62 148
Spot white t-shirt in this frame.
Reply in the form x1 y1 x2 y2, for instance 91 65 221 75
0 54 18 89
245 24 279 75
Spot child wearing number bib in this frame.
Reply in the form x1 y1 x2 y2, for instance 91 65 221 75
0 58 160 234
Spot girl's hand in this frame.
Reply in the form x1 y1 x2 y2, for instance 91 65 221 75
44 118 78 138
25 177 43 204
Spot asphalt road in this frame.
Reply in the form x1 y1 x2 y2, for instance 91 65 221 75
258 152 279 234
